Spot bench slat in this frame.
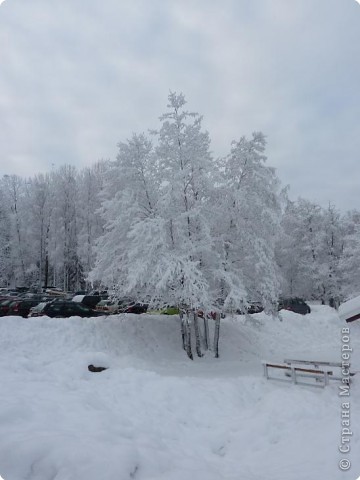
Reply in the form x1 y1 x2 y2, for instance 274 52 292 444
284 359 343 368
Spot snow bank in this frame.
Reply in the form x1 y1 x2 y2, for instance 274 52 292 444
0 308 359 480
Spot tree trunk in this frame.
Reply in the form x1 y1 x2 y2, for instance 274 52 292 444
180 310 186 350
213 312 221 358
185 312 193 360
44 253 49 289
193 312 203 357
203 316 209 350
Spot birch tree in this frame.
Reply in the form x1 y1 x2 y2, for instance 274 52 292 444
27 173 53 290
0 187 12 287
77 161 108 285
90 133 157 291
277 198 324 300
91 93 284 358
339 210 360 299
51 165 83 291
214 132 282 313
1 175 29 285
317 203 344 306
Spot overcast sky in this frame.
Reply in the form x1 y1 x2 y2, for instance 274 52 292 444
0 0 359 211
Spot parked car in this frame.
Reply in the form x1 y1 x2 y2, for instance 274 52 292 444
74 290 87 296
14 286 29 293
0 288 16 296
41 286 68 297
147 305 180 315
7 299 44 318
89 290 109 298
0 295 11 302
72 295 103 309
160 306 180 315
39 300 105 318
278 297 311 315
246 302 264 314
0 298 18 316
95 299 119 315
123 303 148 314
116 298 148 314
235 302 264 315
29 302 50 317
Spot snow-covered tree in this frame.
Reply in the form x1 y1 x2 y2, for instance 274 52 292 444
338 210 360 300
92 94 218 315
0 175 30 286
277 199 347 306
50 165 83 291
277 198 324 300
317 203 344 306
90 133 157 291
27 173 54 290
214 132 282 312
91 93 283 358
0 186 12 287
124 93 216 311
77 161 108 285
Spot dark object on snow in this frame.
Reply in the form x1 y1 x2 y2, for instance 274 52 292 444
78 295 103 308
117 299 148 314
278 297 311 315
88 364 108 373
6 299 43 318
246 302 264 314
40 300 104 318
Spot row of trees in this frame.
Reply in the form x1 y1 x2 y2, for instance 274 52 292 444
0 163 106 292
0 93 359 311
278 199 360 306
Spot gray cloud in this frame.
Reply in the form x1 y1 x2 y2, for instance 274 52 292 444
0 0 359 210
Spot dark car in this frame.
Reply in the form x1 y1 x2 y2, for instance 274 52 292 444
278 297 311 315
89 290 109 298
41 301 104 318
7 299 44 318
74 290 87 296
0 298 18 316
72 295 103 309
235 302 264 315
116 298 148 314
14 286 29 293
247 302 264 314
123 303 148 314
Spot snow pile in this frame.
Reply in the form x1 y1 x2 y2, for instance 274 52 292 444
0 307 359 480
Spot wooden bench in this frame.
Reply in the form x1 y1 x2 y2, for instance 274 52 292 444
263 362 334 387
263 359 355 387
283 359 342 368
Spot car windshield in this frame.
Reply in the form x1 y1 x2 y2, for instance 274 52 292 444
32 302 47 310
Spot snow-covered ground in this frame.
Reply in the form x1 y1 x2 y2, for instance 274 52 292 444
0 306 359 480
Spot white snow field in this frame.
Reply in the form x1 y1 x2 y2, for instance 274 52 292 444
0 306 359 480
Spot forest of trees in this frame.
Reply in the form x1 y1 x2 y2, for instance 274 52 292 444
1 93 359 311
